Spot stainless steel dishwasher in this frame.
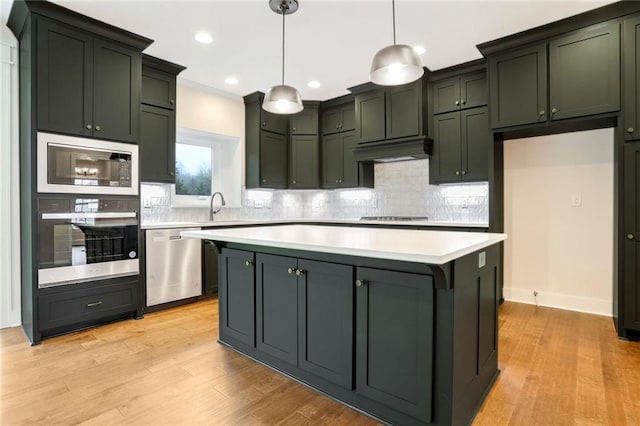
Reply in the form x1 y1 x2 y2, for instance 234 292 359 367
145 228 202 307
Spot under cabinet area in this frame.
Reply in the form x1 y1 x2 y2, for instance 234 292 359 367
488 21 620 129
37 16 142 142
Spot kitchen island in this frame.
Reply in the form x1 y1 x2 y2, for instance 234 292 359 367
182 225 506 425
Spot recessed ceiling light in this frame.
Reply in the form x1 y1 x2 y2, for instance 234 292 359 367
225 76 239 85
194 32 213 44
413 45 426 55
308 80 321 88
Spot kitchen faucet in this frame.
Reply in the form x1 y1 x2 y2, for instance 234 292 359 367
209 191 226 220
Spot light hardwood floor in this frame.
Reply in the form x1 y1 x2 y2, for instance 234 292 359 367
1 299 639 425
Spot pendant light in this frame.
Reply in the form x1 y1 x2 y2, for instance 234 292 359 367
263 0 304 114
370 0 424 86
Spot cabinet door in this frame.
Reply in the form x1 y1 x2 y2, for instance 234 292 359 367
93 38 140 143
460 72 487 110
489 43 547 128
355 89 386 143
386 82 420 140
549 21 620 120
291 108 318 135
623 143 640 331
140 104 175 183
624 15 640 141
142 67 176 110
321 108 341 135
260 131 288 188
432 77 460 114
36 17 93 137
340 104 355 132
322 134 342 188
431 112 462 183
202 240 218 296
462 107 489 181
355 268 434 423
261 110 288 134
298 259 353 389
341 130 360 187
219 248 255 347
256 254 298 366
290 135 319 188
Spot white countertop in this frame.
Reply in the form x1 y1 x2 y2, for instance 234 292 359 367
142 218 489 230
181 225 505 265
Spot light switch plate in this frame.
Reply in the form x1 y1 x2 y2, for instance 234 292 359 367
478 251 486 268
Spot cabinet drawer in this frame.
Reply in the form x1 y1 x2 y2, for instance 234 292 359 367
39 280 139 330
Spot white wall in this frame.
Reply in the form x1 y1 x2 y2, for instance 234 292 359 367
503 128 614 316
1 25 21 328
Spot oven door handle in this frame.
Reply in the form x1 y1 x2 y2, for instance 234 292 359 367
41 212 137 220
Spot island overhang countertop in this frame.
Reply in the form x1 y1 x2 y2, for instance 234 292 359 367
181 224 506 265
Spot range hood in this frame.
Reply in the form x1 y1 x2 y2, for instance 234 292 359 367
352 136 433 163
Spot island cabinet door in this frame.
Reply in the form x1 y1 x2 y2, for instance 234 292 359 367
355 268 434 423
256 254 298 366
297 259 354 389
219 248 256 347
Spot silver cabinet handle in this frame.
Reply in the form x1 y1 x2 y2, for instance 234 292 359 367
292 127 297 131
461 99 466 105
539 110 545 116
461 170 466 175
293 180 297 184
627 233 635 240
287 267 295 274
170 99 175 105
455 171 460 176
86 124 92 130
628 127 635 133
87 301 103 307
295 269 305 276
551 108 558 114
455 100 460 106
95 125 101 131
245 260 253 267
355 279 367 287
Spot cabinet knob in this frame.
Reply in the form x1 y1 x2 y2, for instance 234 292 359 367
551 108 558 114
455 171 460 176
246 260 254 267
293 180 297 184
86 124 92 130
627 233 635 240
355 279 367 287
170 99 175 105
262 179 267 183
295 269 305 276
292 127 297 131
336 125 339 129
539 110 545 116
169 171 174 176
261 122 266 127
288 267 295 274
461 170 466 175
628 127 635 133
461 99 466 105
95 125 101 131
335 180 339 183
339 124 342 128
455 100 460 106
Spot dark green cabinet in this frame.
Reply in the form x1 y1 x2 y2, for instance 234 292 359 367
431 107 489 183
139 55 185 183
290 106 318 135
354 79 427 145
355 267 433 423
220 248 256 347
321 103 355 135
432 72 487 114
140 105 175 182
624 15 640 141
36 17 140 143
245 92 290 189
255 254 354 386
489 21 620 129
202 240 218 297
322 130 374 189
623 143 640 332
290 135 319 188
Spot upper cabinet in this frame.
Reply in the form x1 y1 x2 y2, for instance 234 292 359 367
321 103 355 135
36 16 142 143
624 14 640 141
289 102 320 189
489 21 620 129
139 55 185 183
432 72 487 114
352 78 428 144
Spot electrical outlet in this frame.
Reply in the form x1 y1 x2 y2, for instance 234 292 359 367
570 193 582 207
478 251 486 268
143 199 151 208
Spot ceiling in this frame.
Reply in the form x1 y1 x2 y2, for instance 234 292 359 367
2 0 612 100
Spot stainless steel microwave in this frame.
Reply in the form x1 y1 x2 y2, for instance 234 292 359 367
37 132 139 195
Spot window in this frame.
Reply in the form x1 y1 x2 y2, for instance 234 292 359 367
171 127 241 207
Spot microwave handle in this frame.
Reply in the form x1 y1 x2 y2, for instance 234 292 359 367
41 212 137 220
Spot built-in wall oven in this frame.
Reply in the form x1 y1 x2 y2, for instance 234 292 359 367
37 132 139 195
38 197 139 288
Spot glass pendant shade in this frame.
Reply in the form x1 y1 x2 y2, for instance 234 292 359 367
262 84 303 114
370 44 424 86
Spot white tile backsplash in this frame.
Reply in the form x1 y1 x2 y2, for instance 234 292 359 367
141 159 488 224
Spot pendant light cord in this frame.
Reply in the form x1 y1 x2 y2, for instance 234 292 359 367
392 0 396 45
281 3 287 85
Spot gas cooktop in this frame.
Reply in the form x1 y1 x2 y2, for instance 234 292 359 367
359 216 429 222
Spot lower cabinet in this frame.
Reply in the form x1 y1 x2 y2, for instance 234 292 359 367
355 268 433 423
219 248 256 346
202 240 219 297
623 142 640 333
38 276 140 333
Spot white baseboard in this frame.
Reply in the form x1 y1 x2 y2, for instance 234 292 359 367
503 286 612 317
